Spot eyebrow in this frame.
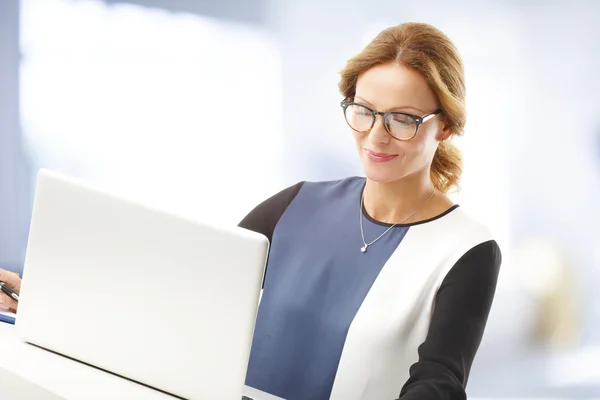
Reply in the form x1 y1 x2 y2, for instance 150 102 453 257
354 96 426 115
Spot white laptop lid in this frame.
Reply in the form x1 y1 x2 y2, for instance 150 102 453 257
16 169 269 400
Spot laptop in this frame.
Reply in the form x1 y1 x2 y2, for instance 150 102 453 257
16 169 271 400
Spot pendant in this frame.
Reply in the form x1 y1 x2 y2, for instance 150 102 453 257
361 245 367 253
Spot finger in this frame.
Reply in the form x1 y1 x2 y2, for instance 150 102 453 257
0 268 21 291
0 292 18 311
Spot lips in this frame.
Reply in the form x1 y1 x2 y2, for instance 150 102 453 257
365 149 398 163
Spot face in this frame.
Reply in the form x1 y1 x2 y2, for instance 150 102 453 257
350 63 451 184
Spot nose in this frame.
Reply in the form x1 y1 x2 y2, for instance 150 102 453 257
368 114 391 146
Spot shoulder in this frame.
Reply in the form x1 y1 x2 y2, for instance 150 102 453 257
237 176 364 240
444 207 493 239
407 206 501 284
451 209 501 265
237 181 305 240
431 208 502 291
446 208 501 268
413 206 496 252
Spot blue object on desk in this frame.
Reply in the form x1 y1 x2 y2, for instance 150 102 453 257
0 312 16 325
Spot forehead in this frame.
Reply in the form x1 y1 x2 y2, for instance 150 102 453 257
355 63 438 111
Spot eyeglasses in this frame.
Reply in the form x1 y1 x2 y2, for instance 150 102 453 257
340 100 442 141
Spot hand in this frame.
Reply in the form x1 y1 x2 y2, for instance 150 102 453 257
0 268 21 313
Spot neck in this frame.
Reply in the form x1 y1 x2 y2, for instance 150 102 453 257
362 170 435 224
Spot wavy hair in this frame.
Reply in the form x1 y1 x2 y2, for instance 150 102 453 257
339 22 466 193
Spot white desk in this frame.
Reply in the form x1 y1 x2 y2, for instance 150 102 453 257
0 323 280 400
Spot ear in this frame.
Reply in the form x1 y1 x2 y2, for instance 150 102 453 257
435 120 453 142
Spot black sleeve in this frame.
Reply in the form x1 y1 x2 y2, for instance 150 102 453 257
237 181 304 241
398 240 502 400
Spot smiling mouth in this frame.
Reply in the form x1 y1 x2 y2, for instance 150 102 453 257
365 149 398 163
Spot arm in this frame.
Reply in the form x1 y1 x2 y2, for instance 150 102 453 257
238 182 304 287
237 181 304 241
398 240 502 400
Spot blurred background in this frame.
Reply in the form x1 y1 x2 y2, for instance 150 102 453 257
1 0 599 397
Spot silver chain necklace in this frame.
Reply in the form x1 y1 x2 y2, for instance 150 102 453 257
359 188 435 253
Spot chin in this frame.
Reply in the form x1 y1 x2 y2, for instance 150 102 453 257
361 162 405 184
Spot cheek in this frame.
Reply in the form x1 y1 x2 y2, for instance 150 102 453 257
353 131 366 147
411 127 440 155
395 134 437 165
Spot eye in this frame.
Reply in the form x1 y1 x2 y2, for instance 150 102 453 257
390 114 414 126
353 105 371 116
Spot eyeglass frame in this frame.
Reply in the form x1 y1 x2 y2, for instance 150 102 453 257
340 99 443 141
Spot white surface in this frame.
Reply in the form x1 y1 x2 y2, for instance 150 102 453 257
0 322 168 399
16 169 270 400
0 323 282 399
0 368 65 400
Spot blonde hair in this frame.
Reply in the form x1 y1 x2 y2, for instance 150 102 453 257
339 22 466 193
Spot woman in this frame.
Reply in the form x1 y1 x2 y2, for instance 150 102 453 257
1 22 500 400
238 22 501 400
